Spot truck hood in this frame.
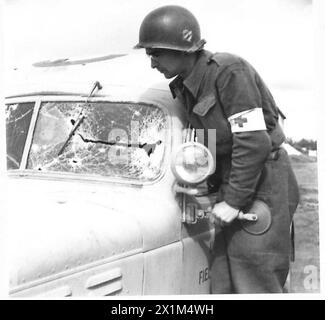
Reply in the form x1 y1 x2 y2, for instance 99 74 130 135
7 174 181 289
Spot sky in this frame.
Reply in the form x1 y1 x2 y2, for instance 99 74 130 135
2 0 316 140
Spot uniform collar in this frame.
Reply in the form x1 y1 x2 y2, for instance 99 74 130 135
169 50 213 99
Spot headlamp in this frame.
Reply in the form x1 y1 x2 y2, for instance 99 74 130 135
171 142 215 185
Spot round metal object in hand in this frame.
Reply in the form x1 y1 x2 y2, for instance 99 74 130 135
240 200 272 235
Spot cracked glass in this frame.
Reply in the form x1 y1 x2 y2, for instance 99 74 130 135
6 102 35 169
26 101 168 181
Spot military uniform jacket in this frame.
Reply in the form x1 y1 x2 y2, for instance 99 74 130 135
169 50 286 209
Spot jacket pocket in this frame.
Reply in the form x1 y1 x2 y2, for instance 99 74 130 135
192 94 216 117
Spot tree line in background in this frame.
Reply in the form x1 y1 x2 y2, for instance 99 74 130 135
287 137 317 154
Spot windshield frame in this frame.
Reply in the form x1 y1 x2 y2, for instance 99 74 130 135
5 95 172 186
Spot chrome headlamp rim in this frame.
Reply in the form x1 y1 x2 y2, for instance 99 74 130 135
171 141 215 185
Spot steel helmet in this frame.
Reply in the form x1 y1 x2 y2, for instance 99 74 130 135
135 5 206 52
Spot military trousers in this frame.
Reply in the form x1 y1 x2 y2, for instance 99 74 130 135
210 148 299 293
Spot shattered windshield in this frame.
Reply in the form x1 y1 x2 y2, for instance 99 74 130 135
6 102 35 169
27 101 167 181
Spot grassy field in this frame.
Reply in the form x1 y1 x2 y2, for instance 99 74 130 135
289 155 319 293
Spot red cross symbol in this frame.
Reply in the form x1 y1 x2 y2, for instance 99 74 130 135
234 116 248 127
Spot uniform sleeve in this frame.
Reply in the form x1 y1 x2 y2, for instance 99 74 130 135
217 66 272 209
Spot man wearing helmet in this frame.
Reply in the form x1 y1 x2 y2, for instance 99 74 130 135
135 5 299 294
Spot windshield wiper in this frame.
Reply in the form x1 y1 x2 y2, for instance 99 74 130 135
58 113 85 156
57 81 102 156
78 133 162 157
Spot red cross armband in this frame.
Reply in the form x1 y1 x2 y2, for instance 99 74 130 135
228 108 267 133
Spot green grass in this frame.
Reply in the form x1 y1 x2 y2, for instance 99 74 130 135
289 155 319 293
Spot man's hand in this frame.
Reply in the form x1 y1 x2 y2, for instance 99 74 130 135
210 201 239 226
210 201 258 226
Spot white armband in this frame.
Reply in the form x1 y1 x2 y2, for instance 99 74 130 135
228 108 266 133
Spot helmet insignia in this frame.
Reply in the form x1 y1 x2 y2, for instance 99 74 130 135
182 29 193 42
